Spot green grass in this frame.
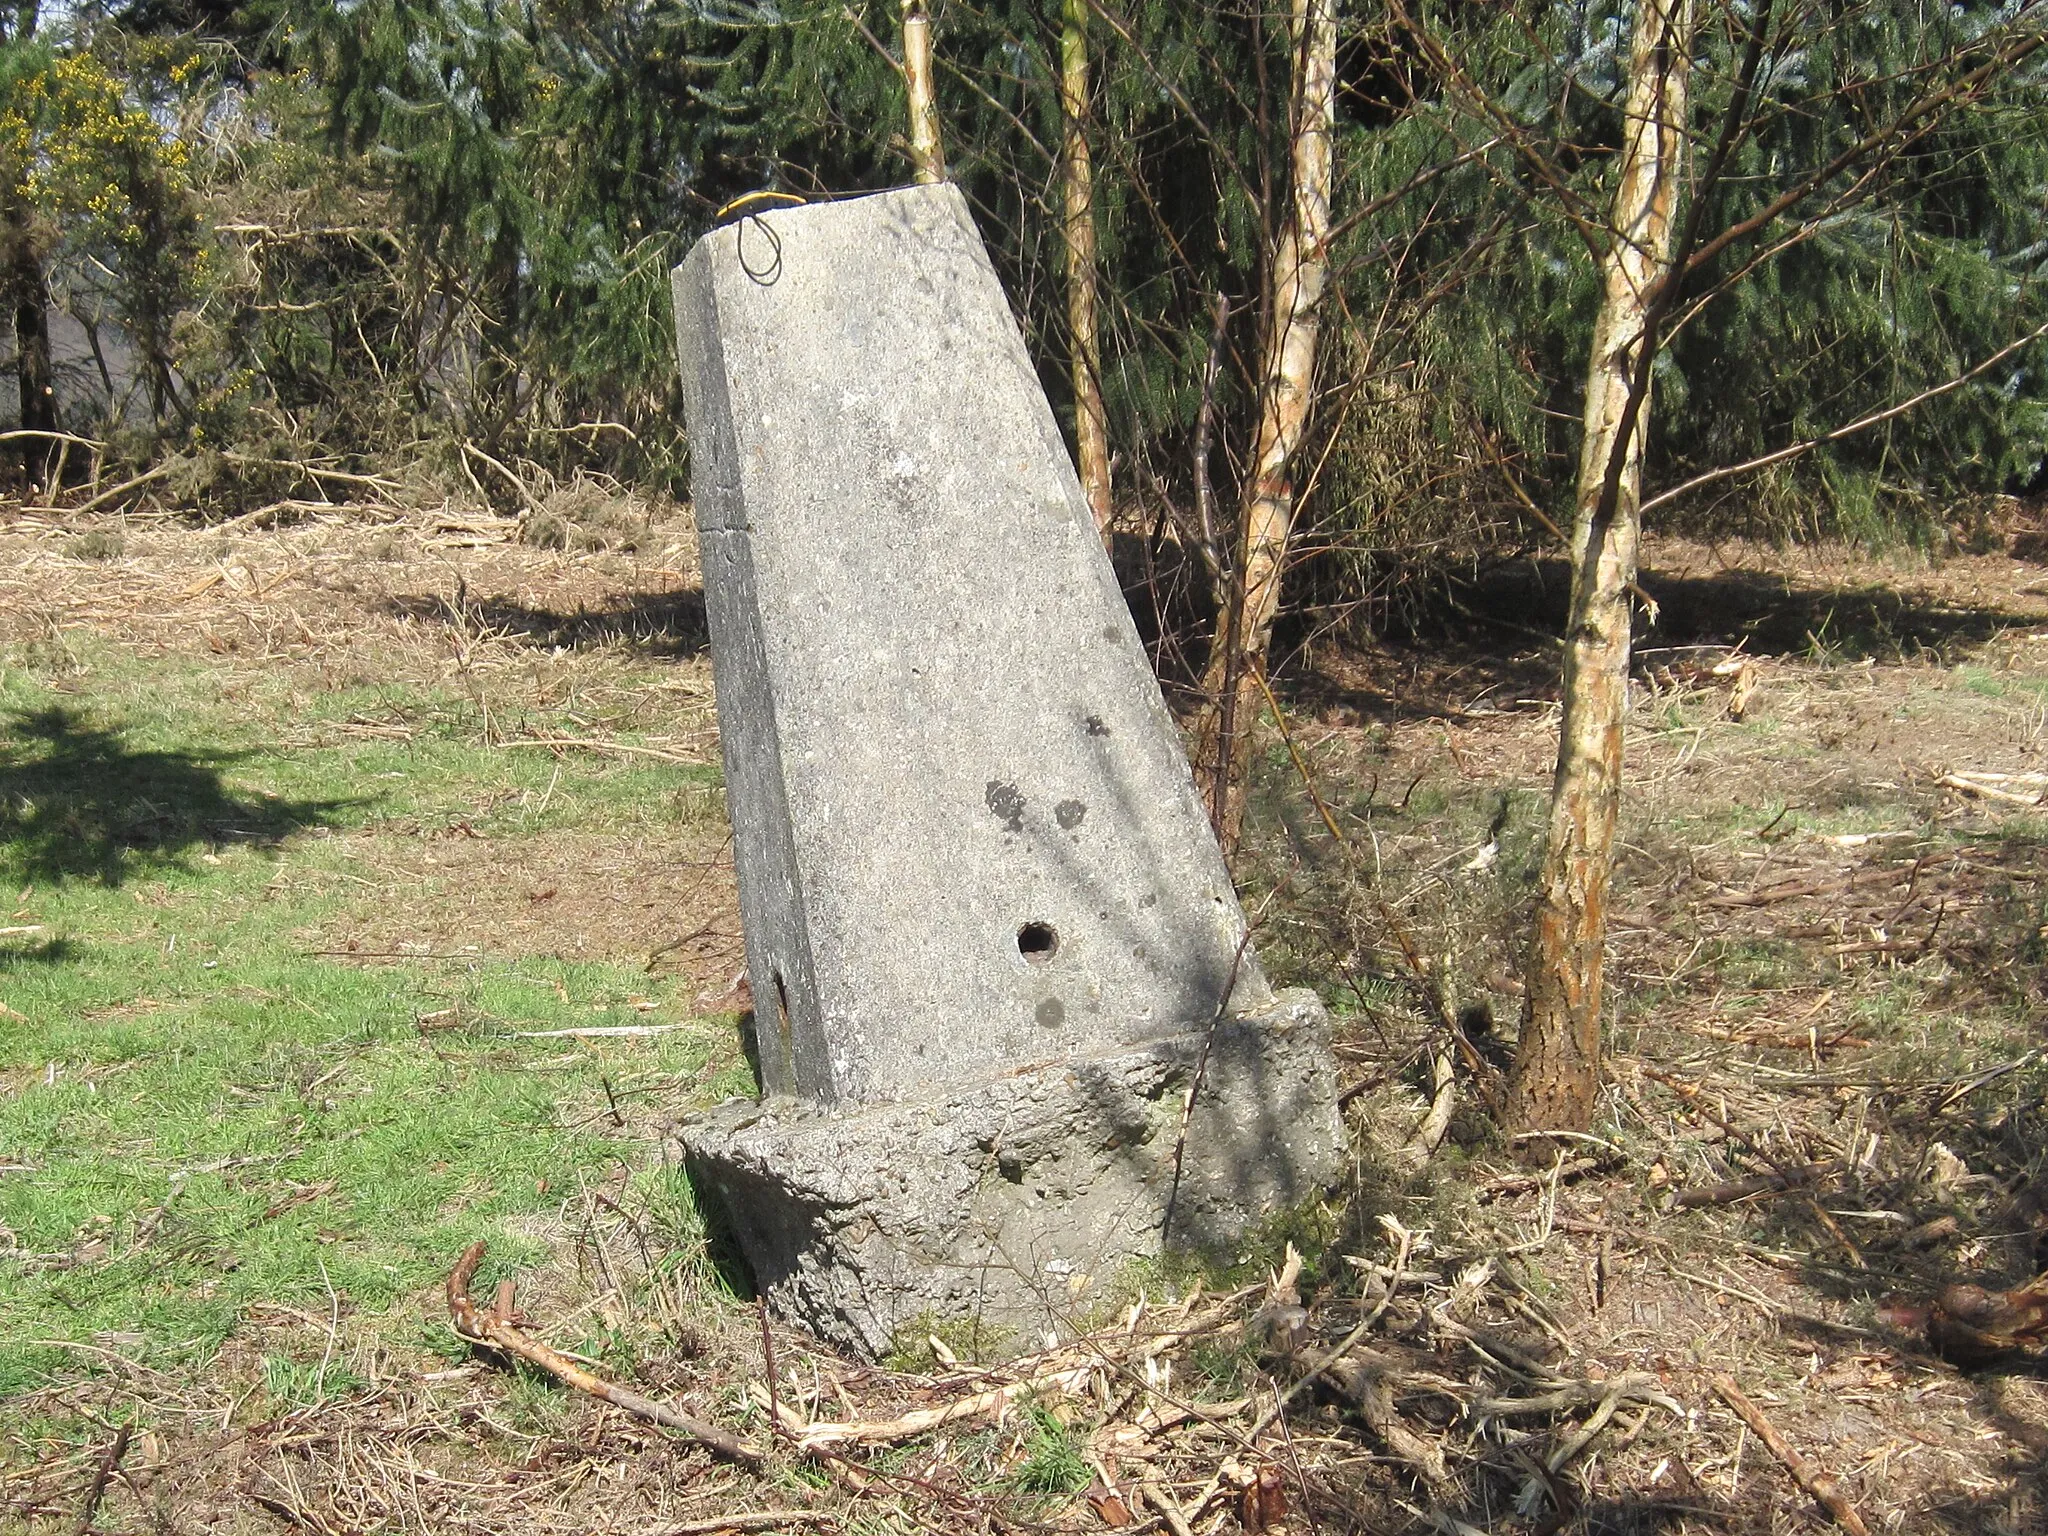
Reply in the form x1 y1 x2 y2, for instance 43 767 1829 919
0 639 739 1399
1011 1405 1091 1494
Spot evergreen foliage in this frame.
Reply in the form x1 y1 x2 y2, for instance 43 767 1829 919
1320 0 2048 560
3 0 2043 564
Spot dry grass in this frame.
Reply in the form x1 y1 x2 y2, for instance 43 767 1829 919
8 508 2048 1535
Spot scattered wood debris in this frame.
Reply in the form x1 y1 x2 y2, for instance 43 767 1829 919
1709 1371 1873 1536
446 1240 765 1469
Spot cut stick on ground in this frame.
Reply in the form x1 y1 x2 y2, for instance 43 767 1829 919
754 1366 1092 1449
499 737 700 763
1326 1355 1450 1489
1674 1160 1842 1209
446 1240 765 1470
638 1515 835 1536
1707 1371 1871 1536
1953 771 2048 784
1469 1373 1677 1420
1939 772 2047 807
30 462 174 516
510 1024 687 1039
70 1422 131 1536
1705 863 1917 908
1138 1480 1197 1536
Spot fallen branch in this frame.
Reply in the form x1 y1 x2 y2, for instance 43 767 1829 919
0 429 106 452
1255 1215 1414 1444
1675 1160 1842 1209
755 1365 1091 1450
446 1240 764 1469
1138 1480 1198 1536
1825 934 1933 958
1133 1393 1255 1434
243 1484 343 1536
1939 772 2047 808
36 463 175 516
211 500 368 536
1323 1353 1450 1489
1679 1020 1871 1050
70 1422 131 1536
1402 1047 1456 1163
499 737 701 764
1704 863 1916 909
638 1516 834 1536
219 452 406 494
1245 1224 1448 1492
1517 1378 1636 1515
1469 1373 1677 1420
1707 1371 1871 1536
511 1024 688 1039
1478 1155 1608 1200
461 440 537 512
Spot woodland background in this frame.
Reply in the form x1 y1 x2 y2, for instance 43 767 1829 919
4 0 2042 562
10 5 2048 1531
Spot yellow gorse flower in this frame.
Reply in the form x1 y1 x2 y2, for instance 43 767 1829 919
15 50 191 244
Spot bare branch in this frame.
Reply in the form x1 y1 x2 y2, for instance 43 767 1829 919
1643 316 2048 515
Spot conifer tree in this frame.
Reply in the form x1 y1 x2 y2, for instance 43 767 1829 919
293 0 541 440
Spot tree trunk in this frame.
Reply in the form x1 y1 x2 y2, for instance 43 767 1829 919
1504 0 1692 1139
1193 0 1338 846
3 0 52 491
1059 0 1112 538
4 192 55 491
902 0 946 185
471 218 522 446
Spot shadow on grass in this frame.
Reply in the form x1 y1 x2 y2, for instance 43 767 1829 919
385 588 708 659
1456 556 2027 659
1287 555 2032 723
0 937 77 970
0 706 349 885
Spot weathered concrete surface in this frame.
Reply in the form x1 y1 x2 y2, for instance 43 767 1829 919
674 989 1341 1360
672 184 1269 1108
669 184 1342 1355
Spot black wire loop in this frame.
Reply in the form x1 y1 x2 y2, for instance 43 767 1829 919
714 191 805 288
737 215 784 286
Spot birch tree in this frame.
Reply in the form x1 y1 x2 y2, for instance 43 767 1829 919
1193 0 1338 845
1058 0 1111 536
1503 0 1692 1136
902 0 945 184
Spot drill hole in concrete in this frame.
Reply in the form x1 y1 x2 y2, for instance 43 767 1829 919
1017 922 1059 963
768 971 795 1084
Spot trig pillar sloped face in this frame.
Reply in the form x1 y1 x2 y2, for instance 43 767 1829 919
671 185 1340 1359
673 184 1269 1108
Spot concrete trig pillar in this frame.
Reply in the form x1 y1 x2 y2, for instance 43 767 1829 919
671 185 1339 1358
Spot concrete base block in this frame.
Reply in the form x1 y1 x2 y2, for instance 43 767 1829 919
673 989 1343 1359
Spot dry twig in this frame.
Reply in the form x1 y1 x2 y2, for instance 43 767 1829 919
755 1366 1092 1450
639 1516 834 1535
1707 1371 1872 1536
1674 1160 1841 1209
445 1240 764 1469
69 1423 131 1536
